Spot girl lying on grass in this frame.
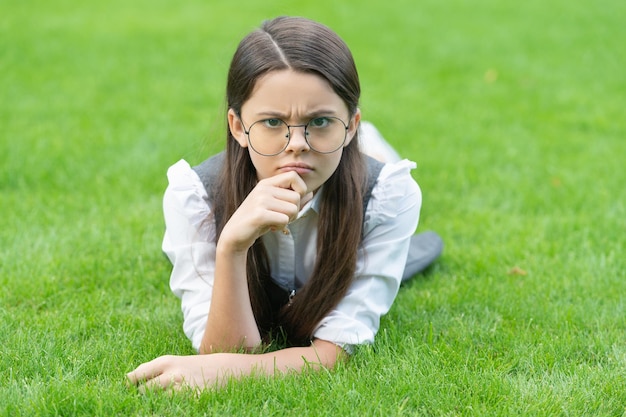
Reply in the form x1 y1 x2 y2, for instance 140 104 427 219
127 16 442 391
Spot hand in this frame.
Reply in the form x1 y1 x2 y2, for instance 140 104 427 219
126 354 234 392
219 171 308 252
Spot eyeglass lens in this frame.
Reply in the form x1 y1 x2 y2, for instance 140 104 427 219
246 117 348 156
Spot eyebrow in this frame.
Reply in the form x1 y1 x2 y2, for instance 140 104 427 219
255 109 340 119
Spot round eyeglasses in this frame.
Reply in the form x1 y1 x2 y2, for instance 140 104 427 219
239 116 349 156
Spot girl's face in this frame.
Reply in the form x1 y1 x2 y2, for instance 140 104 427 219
228 69 360 195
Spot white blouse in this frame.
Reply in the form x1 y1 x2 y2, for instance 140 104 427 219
162 158 421 352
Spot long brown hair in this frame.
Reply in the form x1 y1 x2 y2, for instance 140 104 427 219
213 16 366 345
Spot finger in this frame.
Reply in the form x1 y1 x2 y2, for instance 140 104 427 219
269 171 308 196
268 186 304 208
126 368 153 386
251 184 303 222
126 356 169 385
253 209 291 235
263 195 303 225
140 373 181 393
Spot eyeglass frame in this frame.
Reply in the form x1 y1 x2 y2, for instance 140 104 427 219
237 113 350 156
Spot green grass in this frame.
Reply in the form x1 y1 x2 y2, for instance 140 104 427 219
1 0 625 415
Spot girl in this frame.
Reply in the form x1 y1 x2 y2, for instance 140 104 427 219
127 16 441 391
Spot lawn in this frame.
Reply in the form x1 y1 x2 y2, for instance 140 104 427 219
1 0 625 415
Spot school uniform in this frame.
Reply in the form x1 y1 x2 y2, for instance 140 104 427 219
163 154 421 352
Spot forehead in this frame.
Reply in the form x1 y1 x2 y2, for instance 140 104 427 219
241 69 349 117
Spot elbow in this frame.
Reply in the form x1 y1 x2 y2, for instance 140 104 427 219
311 339 348 369
198 343 211 355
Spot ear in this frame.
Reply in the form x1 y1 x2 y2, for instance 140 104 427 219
227 108 248 148
343 108 361 147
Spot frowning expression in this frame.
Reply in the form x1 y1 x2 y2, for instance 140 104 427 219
228 69 360 194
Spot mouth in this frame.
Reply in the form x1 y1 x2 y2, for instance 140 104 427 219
279 163 313 175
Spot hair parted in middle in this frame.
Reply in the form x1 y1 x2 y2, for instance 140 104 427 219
213 16 367 345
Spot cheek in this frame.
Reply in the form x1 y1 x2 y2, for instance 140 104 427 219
329 151 344 170
248 154 272 181
318 153 343 180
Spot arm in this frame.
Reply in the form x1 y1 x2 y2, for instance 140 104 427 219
197 171 309 353
199 243 259 353
314 160 421 348
162 161 218 351
162 161 299 352
127 339 345 391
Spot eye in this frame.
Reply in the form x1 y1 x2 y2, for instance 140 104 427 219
262 118 284 128
308 117 330 128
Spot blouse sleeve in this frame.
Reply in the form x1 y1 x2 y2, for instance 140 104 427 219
312 159 421 351
162 160 216 352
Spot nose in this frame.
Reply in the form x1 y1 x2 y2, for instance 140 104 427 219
285 125 310 153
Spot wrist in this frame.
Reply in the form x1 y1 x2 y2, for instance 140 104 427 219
216 237 249 258
217 222 255 255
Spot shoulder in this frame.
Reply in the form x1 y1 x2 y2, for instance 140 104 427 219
375 159 421 200
165 159 207 198
163 159 213 229
365 159 422 226
191 152 225 199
